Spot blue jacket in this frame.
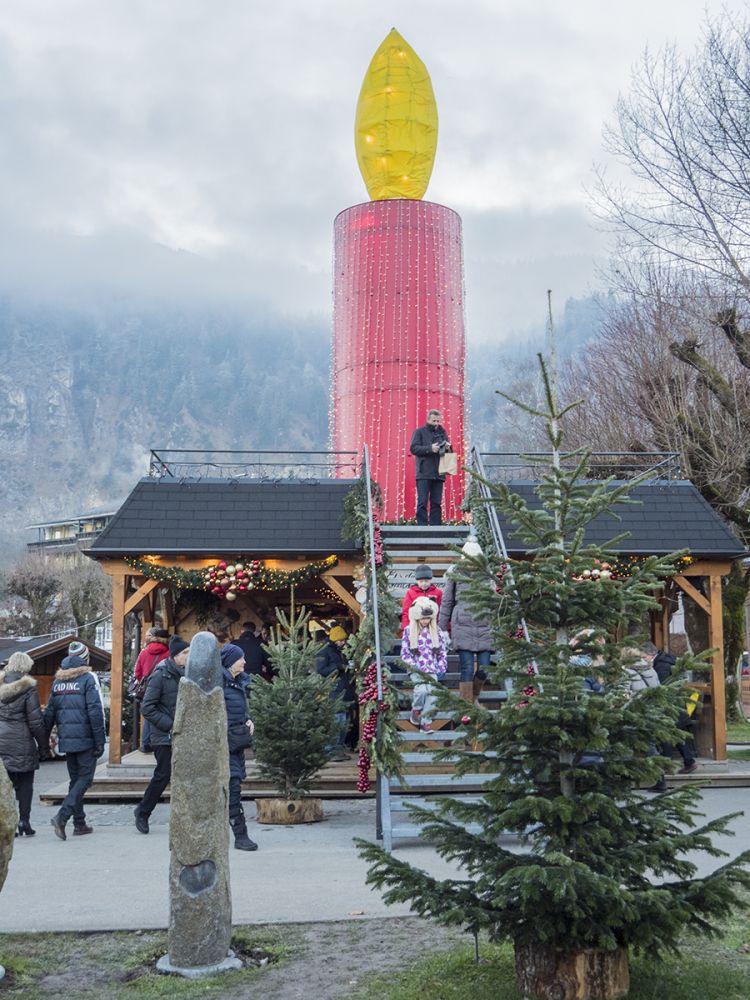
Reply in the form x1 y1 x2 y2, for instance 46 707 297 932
141 657 185 746
222 667 250 779
43 659 106 753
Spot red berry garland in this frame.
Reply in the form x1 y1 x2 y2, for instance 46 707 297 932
357 662 381 792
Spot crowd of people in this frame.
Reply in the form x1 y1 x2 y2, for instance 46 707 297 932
0 541 703 844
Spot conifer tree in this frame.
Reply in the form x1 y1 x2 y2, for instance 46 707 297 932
251 606 341 799
357 356 750 998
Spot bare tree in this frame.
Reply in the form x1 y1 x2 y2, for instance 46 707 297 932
595 11 750 296
59 556 111 644
2 552 66 636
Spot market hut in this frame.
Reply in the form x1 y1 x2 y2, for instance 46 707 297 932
87 476 363 764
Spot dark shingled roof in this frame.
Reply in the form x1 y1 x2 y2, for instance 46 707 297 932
498 481 745 558
87 478 362 557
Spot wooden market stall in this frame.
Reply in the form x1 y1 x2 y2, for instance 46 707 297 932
495 479 746 761
86 476 363 765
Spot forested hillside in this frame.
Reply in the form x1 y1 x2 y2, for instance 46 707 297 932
0 293 599 559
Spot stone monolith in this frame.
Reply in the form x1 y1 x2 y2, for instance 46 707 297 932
0 760 18 980
157 631 240 978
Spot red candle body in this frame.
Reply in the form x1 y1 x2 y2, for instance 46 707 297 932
331 199 466 522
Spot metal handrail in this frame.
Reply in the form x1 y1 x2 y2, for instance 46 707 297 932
362 445 389 842
480 451 680 481
148 448 359 480
470 447 532 650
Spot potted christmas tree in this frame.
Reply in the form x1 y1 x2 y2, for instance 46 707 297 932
357 356 750 1000
251 607 343 824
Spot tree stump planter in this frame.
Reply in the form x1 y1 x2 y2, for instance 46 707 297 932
255 798 324 825
514 943 629 1000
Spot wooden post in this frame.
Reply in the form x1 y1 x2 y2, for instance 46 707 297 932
109 574 127 765
708 573 727 762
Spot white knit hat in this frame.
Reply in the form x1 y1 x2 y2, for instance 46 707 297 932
462 537 482 558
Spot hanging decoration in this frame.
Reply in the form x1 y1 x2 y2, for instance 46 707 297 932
124 555 339 599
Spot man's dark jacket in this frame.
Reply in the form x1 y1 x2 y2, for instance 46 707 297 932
141 657 185 746
235 629 270 676
653 650 677 683
43 659 105 753
315 641 355 705
410 423 451 480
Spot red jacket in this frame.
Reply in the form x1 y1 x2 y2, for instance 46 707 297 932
401 584 443 629
134 640 170 681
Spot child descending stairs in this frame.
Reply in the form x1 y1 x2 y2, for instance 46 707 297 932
378 524 507 849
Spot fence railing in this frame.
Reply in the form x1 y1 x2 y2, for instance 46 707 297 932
148 449 359 481
479 451 680 482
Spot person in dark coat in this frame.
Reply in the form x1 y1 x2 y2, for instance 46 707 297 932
43 655 106 840
0 652 48 836
409 409 452 525
315 626 354 760
133 627 170 753
235 621 272 679
221 644 258 851
133 636 190 834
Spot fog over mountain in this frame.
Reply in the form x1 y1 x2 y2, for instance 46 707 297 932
0 288 599 560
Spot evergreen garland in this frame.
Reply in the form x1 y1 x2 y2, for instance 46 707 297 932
342 473 403 786
123 554 338 599
357 354 750 983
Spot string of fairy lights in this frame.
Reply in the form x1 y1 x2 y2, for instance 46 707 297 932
124 555 339 601
330 199 467 522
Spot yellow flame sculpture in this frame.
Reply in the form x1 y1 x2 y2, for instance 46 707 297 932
355 28 438 201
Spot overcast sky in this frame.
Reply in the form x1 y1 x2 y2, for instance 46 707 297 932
0 1 739 341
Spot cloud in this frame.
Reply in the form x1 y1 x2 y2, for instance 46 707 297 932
0 0 735 338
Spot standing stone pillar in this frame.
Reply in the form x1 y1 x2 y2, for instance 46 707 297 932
0 761 18 981
157 632 240 977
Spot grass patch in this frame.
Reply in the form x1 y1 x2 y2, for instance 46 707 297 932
726 719 750 743
728 746 750 760
0 926 292 999
346 940 750 1000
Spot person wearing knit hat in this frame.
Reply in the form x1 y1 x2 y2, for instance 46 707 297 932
401 564 443 630
133 637 190 835
43 654 106 839
0 651 48 836
169 636 190 658
67 640 90 663
220 644 258 851
439 535 494 700
316 625 355 762
133 628 171 753
401 597 447 734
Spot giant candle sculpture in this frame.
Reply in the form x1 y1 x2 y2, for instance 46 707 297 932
331 28 466 521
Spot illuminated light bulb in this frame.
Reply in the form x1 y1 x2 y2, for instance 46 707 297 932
354 28 438 200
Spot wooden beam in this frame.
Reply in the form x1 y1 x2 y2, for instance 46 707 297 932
124 578 159 616
682 560 732 577
109 574 126 765
673 574 711 615
321 573 362 620
708 573 727 761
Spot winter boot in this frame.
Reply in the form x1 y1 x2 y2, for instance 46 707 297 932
17 819 36 836
230 810 258 852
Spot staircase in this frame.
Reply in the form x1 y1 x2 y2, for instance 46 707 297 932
377 524 506 849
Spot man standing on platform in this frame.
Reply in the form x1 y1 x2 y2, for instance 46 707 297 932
410 409 452 526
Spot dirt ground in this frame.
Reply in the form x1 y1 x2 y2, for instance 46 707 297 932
0 917 470 1000
229 918 467 1000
